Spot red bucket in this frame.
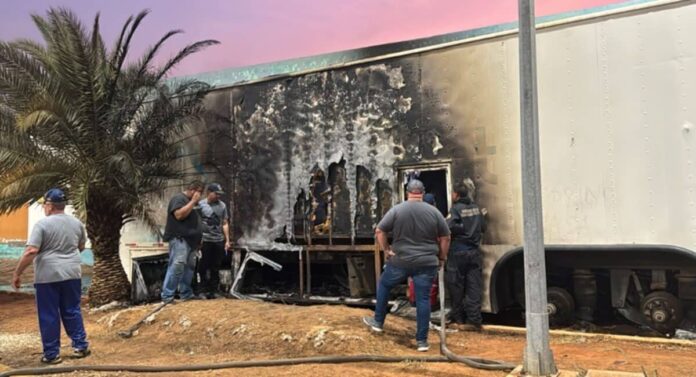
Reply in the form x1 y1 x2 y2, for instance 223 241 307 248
407 276 439 309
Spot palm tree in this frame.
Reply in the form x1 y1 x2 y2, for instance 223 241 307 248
0 8 219 305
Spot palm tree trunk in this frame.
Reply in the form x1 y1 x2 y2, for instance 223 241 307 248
86 207 131 306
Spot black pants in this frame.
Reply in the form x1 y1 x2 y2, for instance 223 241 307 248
199 241 225 294
446 248 483 325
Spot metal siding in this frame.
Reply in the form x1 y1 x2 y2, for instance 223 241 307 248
534 3 696 248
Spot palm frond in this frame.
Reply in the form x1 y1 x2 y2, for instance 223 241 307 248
155 39 220 80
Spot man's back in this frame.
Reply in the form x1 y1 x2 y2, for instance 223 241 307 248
29 213 85 284
449 200 486 249
378 201 450 268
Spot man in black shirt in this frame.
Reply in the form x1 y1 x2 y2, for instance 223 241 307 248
446 184 487 331
161 181 205 303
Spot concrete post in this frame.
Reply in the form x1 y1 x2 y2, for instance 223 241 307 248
518 0 558 375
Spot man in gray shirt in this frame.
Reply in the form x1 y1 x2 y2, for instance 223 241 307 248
12 188 90 364
362 179 451 352
197 183 230 299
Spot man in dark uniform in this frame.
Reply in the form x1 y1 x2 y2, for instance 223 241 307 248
446 184 487 331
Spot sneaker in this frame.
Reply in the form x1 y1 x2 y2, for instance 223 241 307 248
416 341 430 352
362 316 383 333
72 348 91 358
161 297 175 305
206 292 222 299
197 293 208 300
41 355 62 364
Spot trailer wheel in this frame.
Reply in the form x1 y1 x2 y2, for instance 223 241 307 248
547 287 575 327
641 291 683 335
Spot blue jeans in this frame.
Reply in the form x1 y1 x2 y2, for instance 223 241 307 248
34 279 89 359
161 238 196 301
374 263 438 342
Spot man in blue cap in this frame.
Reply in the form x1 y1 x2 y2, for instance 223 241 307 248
12 188 90 364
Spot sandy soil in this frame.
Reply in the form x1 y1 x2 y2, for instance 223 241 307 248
1 292 695 377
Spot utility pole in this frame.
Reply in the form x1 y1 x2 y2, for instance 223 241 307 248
518 0 557 375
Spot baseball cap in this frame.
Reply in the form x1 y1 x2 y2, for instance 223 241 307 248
423 193 436 205
207 183 225 194
40 188 67 204
406 179 425 194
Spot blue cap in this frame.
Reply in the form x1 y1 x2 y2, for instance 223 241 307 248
43 188 67 203
423 193 436 205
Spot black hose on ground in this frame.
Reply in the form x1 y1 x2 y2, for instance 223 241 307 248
0 355 449 376
436 266 517 371
0 267 515 376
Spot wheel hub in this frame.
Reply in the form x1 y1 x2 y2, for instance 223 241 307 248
641 291 683 334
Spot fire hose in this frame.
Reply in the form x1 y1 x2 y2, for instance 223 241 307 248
0 267 515 376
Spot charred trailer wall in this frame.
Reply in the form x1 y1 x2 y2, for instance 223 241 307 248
207 55 497 249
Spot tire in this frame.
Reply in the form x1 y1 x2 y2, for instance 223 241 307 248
547 287 576 327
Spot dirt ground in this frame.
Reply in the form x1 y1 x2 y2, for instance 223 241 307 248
1 292 695 377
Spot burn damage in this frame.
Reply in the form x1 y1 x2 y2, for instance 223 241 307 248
188 56 488 300
218 59 481 249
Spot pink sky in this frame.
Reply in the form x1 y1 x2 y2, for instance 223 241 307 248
0 0 625 76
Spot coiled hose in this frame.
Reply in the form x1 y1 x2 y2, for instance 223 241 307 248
0 267 515 376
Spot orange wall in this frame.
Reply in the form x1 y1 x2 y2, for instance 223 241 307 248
0 205 29 241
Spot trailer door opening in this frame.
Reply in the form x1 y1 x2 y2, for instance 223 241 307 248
398 163 452 217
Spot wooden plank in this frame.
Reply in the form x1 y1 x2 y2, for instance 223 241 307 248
373 241 382 285
298 247 304 297
305 248 312 296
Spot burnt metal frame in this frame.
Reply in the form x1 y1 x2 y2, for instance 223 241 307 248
229 250 284 299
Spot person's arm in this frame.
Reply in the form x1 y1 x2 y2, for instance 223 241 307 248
78 225 87 252
375 209 396 259
375 228 395 259
12 246 39 290
223 219 231 250
174 192 201 221
437 212 451 267
438 235 451 267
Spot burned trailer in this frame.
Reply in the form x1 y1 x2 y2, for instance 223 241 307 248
164 0 696 333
